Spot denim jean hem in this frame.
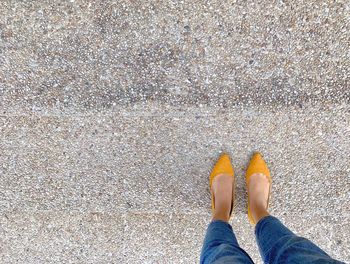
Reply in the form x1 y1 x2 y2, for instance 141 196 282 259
254 215 276 236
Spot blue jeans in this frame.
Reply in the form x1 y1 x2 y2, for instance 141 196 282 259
200 216 344 264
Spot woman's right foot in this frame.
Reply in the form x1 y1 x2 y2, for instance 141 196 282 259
248 173 270 223
246 153 271 224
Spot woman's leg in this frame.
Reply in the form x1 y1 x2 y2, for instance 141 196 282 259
200 220 253 264
255 216 345 264
249 173 345 264
200 174 253 264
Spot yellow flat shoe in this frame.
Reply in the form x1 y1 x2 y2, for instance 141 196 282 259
209 153 235 218
246 152 271 225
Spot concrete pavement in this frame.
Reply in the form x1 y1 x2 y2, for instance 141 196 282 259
0 1 349 263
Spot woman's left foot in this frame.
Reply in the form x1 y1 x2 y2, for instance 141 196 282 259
211 174 234 222
209 153 235 222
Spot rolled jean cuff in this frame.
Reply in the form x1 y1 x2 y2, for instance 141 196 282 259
254 215 295 259
201 220 254 264
254 215 344 264
207 220 238 246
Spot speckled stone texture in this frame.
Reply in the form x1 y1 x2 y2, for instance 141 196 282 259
0 1 349 264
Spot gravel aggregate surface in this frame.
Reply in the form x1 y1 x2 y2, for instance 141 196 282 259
0 1 349 263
